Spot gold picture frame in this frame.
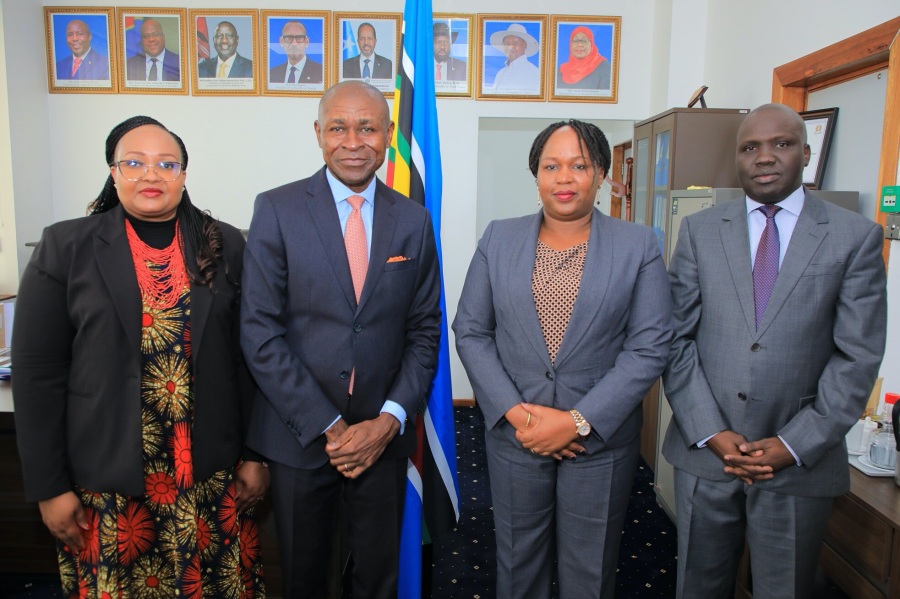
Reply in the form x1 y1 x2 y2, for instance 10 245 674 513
44 6 117 93
261 10 330 97
333 12 402 96
549 15 621 103
476 14 548 102
433 13 474 98
189 9 259 96
115 7 188 95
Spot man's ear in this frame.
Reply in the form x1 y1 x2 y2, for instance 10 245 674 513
803 143 811 167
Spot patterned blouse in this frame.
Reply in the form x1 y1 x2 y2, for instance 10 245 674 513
531 239 588 364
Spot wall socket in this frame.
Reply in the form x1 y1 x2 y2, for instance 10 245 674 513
887 214 900 240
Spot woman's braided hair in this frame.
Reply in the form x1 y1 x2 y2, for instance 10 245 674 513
89 116 227 290
528 118 611 178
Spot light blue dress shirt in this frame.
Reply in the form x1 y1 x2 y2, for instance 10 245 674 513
323 169 406 433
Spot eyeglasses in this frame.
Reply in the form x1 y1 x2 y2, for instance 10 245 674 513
114 160 183 181
214 33 235 41
282 34 307 43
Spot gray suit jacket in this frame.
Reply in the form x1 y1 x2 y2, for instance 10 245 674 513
663 192 887 497
240 167 441 469
453 209 672 451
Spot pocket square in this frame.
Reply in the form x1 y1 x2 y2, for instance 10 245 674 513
386 255 411 263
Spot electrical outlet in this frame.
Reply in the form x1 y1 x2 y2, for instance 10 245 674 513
887 214 900 240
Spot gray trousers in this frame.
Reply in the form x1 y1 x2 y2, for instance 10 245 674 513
674 468 834 599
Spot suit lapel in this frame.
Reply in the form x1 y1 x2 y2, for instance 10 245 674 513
94 206 142 353
756 194 827 335
554 210 611 368
719 200 757 334
306 169 358 310
507 213 552 368
358 181 396 313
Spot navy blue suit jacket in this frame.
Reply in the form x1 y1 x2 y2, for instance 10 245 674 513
241 167 441 469
198 53 253 78
126 50 180 81
269 58 323 84
56 48 109 80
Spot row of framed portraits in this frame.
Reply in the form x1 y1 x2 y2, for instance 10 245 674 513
44 7 621 102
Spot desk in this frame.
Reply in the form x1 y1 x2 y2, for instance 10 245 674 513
821 468 900 599
736 467 900 598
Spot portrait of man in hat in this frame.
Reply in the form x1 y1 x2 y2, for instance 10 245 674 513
433 21 466 82
486 21 541 93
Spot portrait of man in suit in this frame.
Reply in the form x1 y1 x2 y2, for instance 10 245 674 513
125 18 180 82
55 18 110 81
433 22 465 82
198 20 253 78
241 80 441 597
269 20 323 85
663 103 887 598
342 22 393 81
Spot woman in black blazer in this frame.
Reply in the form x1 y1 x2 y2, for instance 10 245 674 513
12 116 266 596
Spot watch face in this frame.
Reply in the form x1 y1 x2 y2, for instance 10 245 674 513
577 423 591 436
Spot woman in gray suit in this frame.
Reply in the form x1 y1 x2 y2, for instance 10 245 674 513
453 119 672 598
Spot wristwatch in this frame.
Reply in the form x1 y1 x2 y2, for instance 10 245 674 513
569 409 591 436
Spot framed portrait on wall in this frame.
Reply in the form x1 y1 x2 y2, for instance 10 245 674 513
333 12 401 95
115 8 188 95
433 13 474 98
549 15 621 103
44 7 117 93
800 107 838 190
261 10 329 96
476 14 547 101
189 9 259 96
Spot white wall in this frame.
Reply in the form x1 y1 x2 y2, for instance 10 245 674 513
0 4 17 292
2 0 897 399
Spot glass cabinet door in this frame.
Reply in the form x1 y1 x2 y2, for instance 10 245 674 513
633 135 650 226
651 128 671 254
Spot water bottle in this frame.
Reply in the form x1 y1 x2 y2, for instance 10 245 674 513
869 393 897 470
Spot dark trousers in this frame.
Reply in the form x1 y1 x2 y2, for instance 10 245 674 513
269 457 407 599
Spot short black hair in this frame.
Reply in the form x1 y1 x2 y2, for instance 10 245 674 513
528 119 611 178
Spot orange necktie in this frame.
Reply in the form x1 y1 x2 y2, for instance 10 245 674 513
71 56 82 77
344 195 368 392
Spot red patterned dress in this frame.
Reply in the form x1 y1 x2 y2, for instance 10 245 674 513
57 222 265 598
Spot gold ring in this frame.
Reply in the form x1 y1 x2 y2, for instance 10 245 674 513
525 413 532 428
344 464 350 472
531 448 536 454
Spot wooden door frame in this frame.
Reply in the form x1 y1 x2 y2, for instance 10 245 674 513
772 17 900 267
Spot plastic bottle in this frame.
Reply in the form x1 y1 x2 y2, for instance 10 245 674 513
869 393 898 470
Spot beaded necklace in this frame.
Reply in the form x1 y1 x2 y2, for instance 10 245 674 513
125 218 189 310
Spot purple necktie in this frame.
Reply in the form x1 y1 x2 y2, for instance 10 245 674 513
753 204 781 329
288 65 297 83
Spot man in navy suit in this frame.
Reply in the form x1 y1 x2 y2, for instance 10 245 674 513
241 80 441 598
342 22 393 80
269 20 323 85
55 19 109 81
198 21 253 78
125 19 180 82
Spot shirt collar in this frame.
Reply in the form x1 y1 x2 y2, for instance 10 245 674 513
746 186 805 217
325 168 376 206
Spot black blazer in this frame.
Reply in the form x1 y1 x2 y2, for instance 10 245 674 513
342 53 393 79
269 58 323 84
12 205 256 501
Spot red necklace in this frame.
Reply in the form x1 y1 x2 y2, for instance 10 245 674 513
125 219 189 310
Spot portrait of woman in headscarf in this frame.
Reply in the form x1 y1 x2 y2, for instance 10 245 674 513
556 25 611 90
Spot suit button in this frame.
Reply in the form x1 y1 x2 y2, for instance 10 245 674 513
738 393 747 401
545 372 554 381
751 343 761 351
340 370 350 379
353 324 362 333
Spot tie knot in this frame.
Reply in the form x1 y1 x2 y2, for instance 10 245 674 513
347 195 364 210
151 58 158 63
760 204 780 219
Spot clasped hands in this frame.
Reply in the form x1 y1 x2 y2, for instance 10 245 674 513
507 403 586 460
707 430 795 484
326 413 400 479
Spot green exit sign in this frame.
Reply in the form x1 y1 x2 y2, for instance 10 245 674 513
882 186 899 213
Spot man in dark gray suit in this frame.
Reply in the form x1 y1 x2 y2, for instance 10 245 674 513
269 20 323 85
433 22 465 82
342 22 392 80
663 103 887 598
198 21 253 78
241 80 441 598
125 18 180 81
